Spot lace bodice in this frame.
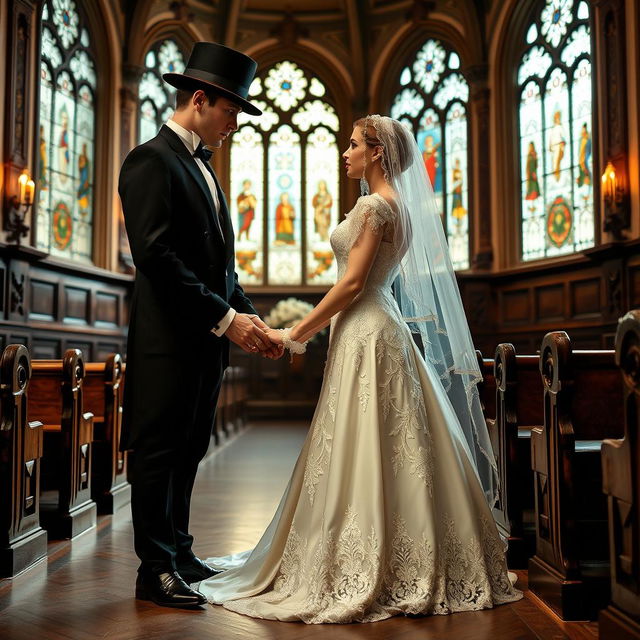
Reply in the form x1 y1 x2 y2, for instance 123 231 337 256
330 193 400 292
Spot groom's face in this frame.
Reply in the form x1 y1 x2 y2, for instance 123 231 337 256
195 94 241 148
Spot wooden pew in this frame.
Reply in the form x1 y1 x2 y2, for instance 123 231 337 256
599 311 640 639
83 355 130 514
212 366 249 446
226 365 249 435
476 351 496 423
30 349 97 539
493 344 541 568
234 365 249 431
0 345 47 577
528 331 624 620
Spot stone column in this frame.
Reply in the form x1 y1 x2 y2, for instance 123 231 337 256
465 63 492 270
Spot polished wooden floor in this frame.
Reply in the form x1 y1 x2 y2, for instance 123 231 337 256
1 422 599 640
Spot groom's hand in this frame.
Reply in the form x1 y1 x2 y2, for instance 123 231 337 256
249 316 285 360
226 313 274 354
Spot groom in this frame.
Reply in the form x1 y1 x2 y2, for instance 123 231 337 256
119 42 280 608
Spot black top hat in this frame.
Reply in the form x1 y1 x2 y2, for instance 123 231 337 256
163 42 262 116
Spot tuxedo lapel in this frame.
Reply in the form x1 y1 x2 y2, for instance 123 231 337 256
209 169 235 264
159 126 225 244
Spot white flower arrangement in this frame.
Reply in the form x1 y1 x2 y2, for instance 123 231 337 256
264 297 313 329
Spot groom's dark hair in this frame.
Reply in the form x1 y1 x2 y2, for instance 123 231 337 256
175 87 221 110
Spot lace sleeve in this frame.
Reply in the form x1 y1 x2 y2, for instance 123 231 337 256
345 195 394 247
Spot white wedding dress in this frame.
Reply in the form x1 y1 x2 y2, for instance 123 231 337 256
200 193 523 623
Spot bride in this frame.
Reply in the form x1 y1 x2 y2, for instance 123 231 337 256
199 115 523 623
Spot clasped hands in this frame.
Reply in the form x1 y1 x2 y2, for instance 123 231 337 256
226 313 285 359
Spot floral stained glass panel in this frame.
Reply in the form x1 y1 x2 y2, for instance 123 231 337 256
138 40 185 143
231 127 264 285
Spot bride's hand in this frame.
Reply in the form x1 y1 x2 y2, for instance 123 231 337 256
262 327 284 345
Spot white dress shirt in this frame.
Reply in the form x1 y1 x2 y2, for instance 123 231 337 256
166 118 236 336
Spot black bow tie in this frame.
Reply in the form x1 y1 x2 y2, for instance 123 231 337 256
193 142 213 163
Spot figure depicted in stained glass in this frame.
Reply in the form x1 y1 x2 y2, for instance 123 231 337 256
525 141 541 200
275 192 295 245
577 123 591 187
58 106 70 182
39 125 48 189
549 110 566 181
312 180 332 242
77 142 90 213
422 134 441 189
237 179 257 241
451 158 467 224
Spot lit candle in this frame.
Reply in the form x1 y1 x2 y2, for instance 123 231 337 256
601 162 616 201
18 171 28 204
25 179 35 205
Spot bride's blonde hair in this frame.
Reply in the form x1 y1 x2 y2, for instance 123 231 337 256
353 116 413 175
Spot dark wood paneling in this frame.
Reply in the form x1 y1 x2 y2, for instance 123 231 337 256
0 246 130 360
570 278 601 319
30 279 57 320
31 338 61 360
535 284 564 322
95 291 119 326
628 265 640 307
501 289 530 324
64 286 90 323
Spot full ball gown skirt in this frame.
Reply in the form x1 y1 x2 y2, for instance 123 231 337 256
200 194 523 623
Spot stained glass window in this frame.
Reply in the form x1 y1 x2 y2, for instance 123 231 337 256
518 0 594 261
230 60 340 286
391 39 470 270
139 39 185 144
37 0 96 262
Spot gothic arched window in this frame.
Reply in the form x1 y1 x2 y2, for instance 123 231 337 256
390 39 470 270
37 0 97 262
138 39 185 144
230 61 340 286
518 0 593 261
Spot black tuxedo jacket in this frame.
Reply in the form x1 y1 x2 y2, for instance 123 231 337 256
118 125 256 449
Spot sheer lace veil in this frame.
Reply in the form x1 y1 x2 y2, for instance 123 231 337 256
363 114 499 510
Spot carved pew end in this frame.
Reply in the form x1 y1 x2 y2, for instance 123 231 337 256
0 345 48 577
529 331 623 620
528 556 610 620
598 311 640 639
33 350 97 539
85 355 131 515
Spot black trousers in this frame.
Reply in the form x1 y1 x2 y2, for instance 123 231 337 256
130 357 223 572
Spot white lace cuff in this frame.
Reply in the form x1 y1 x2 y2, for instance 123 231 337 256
282 328 308 355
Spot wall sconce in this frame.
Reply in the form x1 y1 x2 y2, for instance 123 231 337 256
3 169 34 245
601 161 630 241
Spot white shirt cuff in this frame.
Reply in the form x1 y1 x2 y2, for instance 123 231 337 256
212 308 236 336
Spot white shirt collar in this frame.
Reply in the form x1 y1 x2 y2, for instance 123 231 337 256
166 118 201 154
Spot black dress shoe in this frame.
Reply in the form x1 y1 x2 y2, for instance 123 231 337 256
177 556 222 584
135 570 207 608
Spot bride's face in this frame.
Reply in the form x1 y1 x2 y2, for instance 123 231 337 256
343 127 367 180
